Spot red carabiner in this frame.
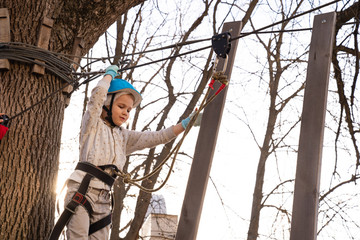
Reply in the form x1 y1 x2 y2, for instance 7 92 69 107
215 84 227 95
208 78 215 89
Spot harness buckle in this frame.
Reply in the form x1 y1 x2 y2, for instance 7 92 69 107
72 192 87 205
65 206 76 214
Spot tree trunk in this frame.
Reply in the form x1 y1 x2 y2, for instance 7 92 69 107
247 115 276 240
0 0 144 239
0 63 66 239
247 13 285 237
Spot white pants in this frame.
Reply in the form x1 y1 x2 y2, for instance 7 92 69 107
64 180 111 240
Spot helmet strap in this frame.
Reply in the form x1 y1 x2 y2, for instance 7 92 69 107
103 94 116 127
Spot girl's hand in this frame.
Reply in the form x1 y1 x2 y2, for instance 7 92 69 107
104 65 119 80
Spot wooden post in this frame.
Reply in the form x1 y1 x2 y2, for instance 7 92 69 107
32 16 54 75
290 12 336 240
175 21 242 240
62 36 85 106
70 36 85 71
0 8 10 70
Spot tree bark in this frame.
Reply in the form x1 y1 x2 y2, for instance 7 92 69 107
0 0 144 239
0 63 66 239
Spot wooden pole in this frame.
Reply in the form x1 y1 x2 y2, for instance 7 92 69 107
32 17 54 75
175 21 242 240
0 8 10 70
290 12 336 240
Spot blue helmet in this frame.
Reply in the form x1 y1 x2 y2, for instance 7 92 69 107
108 78 142 107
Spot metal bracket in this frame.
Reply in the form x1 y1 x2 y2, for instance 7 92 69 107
212 55 229 73
211 32 231 59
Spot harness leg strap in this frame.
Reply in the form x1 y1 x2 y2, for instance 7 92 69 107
48 174 94 240
89 213 112 235
48 207 73 240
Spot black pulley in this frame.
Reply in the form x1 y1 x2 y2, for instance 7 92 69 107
211 32 231 58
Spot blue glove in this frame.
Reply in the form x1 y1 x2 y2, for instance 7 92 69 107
104 65 119 80
181 112 195 129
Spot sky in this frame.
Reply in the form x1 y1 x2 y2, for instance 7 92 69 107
57 1 360 239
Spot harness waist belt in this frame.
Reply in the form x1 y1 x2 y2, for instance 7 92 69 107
75 162 116 187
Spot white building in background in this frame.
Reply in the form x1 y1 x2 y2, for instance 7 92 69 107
141 194 178 240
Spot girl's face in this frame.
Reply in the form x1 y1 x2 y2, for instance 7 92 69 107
111 94 134 126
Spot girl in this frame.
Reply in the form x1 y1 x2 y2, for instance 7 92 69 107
49 65 191 240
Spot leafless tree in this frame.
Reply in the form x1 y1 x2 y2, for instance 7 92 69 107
107 1 228 239
241 1 360 239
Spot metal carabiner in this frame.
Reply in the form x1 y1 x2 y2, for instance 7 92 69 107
213 55 228 73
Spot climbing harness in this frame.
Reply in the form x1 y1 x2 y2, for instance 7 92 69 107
48 162 118 240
